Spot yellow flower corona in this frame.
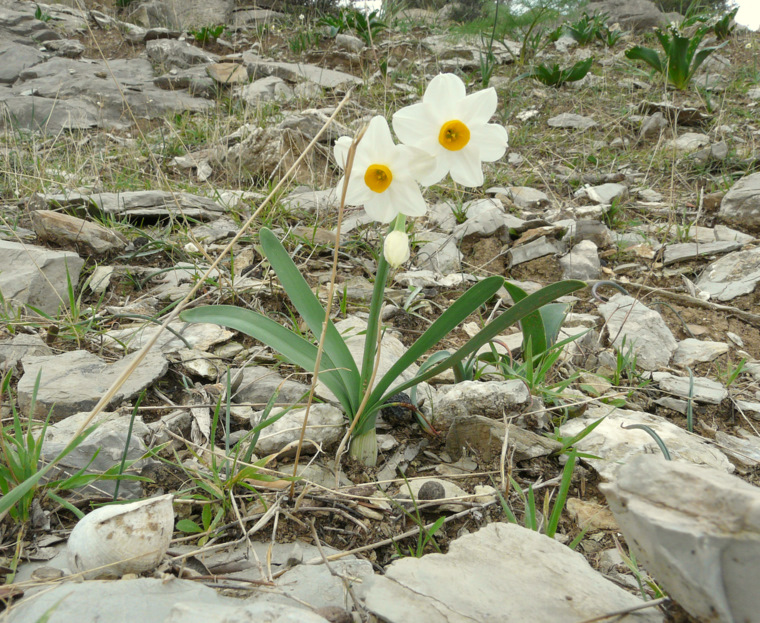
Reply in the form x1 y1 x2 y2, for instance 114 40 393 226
364 164 393 193
438 120 470 151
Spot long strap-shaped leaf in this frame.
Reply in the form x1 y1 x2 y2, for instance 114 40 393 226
259 228 360 411
355 280 586 432
367 275 505 407
180 306 354 413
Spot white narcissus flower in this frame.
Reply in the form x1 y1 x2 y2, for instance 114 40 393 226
383 230 410 267
392 73 508 187
334 116 434 223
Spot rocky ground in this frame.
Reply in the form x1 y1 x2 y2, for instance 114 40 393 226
1 0 760 621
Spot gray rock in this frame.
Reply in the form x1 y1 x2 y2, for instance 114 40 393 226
232 365 311 406
0 41 45 84
662 240 742 265
230 7 286 30
601 454 760 623
18 349 168 420
361 522 662 622
42 411 150 498
0 334 52 371
672 338 729 366
585 0 678 31
238 75 294 105
446 415 562 462
104 321 234 354
31 211 127 256
0 240 84 315
452 198 524 241
696 247 760 301
130 0 233 31
560 240 600 280
415 233 462 274
5 578 237 623
666 132 710 152
282 188 339 214
253 403 344 455
653 371 728 404
243 54 363 89
640 111 668 137
43 38 84 59
154 65 217 97
508 236 566 267
560 403 733 480
500 186 550 210
433 380 531 427
584 183 628 205
718 172 760 233
3 56 212 133
714 430 760 470
598 294 677 370
335 33 365 52
547 113 597 130
571 219 614 248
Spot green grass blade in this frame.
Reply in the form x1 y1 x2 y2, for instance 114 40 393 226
367 276 505 409
547 448 576 538
259 228 360 410
367 280 586 411
180 305 354 413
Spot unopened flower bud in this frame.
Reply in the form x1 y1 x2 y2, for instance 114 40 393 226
384 230 410 267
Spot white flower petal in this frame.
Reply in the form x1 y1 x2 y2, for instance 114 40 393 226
457 88 498 126
363 194 396 223
470 123 508 162
333 136 353 169
342 174 373 205
418 155 449 186
389 179 427 218
392 102 437 147
450 145 484 187
362 116 396 161
423 73 466 106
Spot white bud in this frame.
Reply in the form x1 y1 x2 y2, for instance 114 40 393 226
383 230 410 268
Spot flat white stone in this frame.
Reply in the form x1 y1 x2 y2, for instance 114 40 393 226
672 338 729 366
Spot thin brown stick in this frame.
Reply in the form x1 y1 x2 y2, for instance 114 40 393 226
574 596 669 623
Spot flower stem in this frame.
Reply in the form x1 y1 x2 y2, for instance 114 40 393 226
349 428 378 467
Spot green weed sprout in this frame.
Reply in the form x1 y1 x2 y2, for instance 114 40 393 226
520 58 593 87
625 23 727 90
713 7 738 41
182 74 585 466
567 12 607 45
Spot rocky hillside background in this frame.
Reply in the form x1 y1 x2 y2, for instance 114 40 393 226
1 0 760 622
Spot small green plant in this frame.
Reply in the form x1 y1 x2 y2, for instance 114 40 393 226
497 448 578 539
319 8 387 45
596 24 624 47
389 477 446 558
567 12 607 45
520 58 593 87
614 535 666 601
289 28 322 54
717 357 746 387
712 7 738 40
625 23 728 90
190 25 225 46
498 6 560 66
34 4 52 22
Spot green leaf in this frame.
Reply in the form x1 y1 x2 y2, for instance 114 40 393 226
176 519 204 533
361 276 505 429
625 46 663 74
360 280 586 426
259 228 360 410
546 448 576 538
180 306 354 414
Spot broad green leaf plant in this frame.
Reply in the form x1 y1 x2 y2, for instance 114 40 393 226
625 22 727 90
182 74 585 466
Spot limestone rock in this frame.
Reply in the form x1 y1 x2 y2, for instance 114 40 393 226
547 113 597 130
601 454 760 623
598 294 677 370
361 523 663 622
18 349 168 420
560 240 600 280
253 403 344 455
719 172 760 233
0 240 84 315
560 403 733 480
672 338 729 366
31 211 127 256
696 247 760 301
433 380 531 427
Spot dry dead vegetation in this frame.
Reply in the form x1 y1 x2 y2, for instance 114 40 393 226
1 1 759 621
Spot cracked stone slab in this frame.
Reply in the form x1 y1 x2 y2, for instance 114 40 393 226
652 371 728 404
243 53 362 88
662 240 742 265
601 454 760 623
361 522 662 622
696 247 760 301
560 403 733 480
18 349 168 420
